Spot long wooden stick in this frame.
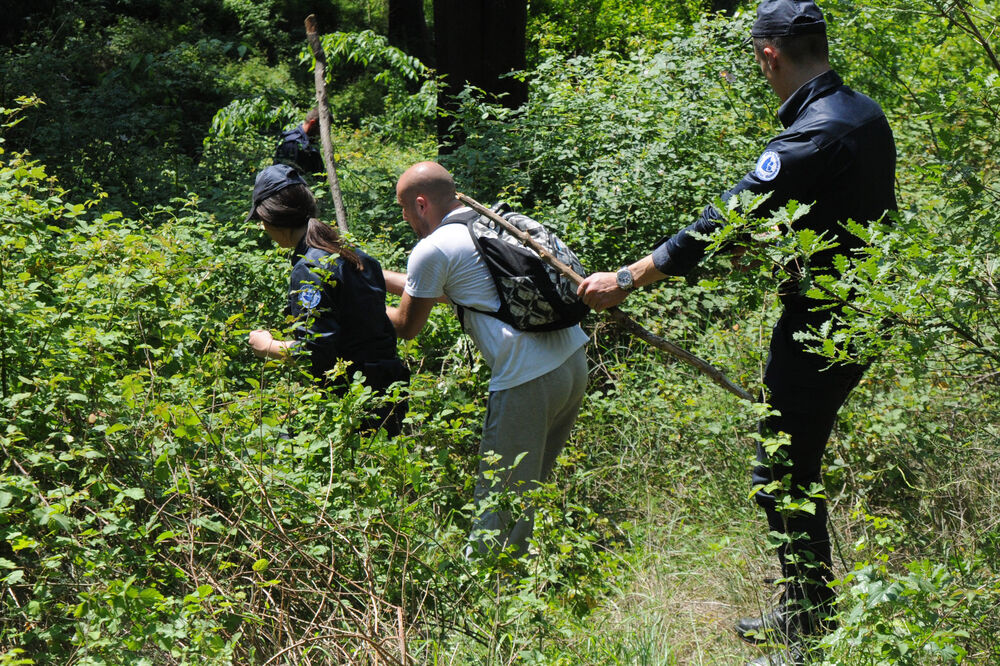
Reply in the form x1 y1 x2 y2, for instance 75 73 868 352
305 14 349 234
456 192 755 402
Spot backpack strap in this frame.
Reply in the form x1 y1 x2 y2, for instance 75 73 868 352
440 208 480 227
439 207 507 329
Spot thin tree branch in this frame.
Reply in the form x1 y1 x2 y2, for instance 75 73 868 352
305 15 350 234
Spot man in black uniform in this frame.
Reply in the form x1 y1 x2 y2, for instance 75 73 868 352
577 1 896 663
273 108 324 175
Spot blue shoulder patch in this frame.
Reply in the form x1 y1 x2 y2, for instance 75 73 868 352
298 285 322 309
755 150 781 182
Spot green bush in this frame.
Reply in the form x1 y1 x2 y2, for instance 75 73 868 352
3 1 1000 663
444 13 769 272
0 98 626 663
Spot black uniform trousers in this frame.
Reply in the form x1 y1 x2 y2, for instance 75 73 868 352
752 311 867 605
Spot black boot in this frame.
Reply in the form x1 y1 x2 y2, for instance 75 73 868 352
735 604 797 645
734 596 834 645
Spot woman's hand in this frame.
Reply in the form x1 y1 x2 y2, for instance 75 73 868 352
248 329 275 358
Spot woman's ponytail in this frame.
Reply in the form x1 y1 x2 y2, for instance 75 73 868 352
305 217 363 271
256 183 363 271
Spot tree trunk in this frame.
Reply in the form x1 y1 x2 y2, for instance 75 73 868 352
433 0 527 153
388 0 431 65
711 0 742 13
305 15 350 234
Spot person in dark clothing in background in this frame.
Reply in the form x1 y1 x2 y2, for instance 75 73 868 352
246 164 409 436
273 108 324 175
577 1 897 664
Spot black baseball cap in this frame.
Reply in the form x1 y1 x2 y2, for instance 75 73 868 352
751 0 826 38
245 164 307 222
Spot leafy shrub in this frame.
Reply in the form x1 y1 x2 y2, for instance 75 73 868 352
4 1 1000 663
821 556 1000 664
528 0 708 57
0 99 624 664
444 13 770 271
302 29 437 142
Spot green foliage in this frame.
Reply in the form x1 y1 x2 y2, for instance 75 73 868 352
303 30 437 141
206 97 302 146
3 1 1000 663
0 0 394 215
529 0 710 57
444 12 769 271
441 2 999 662
821 555 1000 664
0 0 251 207
0 99 625 663
314 30 428 84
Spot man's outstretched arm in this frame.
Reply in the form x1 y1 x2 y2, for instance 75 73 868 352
383 269 407 297
386 292 437 340
577 255 667 311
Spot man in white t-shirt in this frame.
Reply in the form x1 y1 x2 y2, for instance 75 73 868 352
384 161 589 556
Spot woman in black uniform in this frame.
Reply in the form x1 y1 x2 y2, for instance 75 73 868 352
246 164 409 436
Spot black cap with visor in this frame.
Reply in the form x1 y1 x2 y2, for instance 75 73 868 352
245 164 308 223
751 0 826 38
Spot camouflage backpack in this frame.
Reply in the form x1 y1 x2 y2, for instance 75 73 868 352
444 203 590 332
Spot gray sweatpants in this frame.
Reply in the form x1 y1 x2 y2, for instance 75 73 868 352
472 345 588 556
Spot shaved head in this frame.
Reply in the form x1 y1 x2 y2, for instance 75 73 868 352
395 161 462 238
396 161 456 208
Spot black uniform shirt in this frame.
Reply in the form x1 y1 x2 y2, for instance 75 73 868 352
651 70 897 313
286 239 399 379
274 126 323 174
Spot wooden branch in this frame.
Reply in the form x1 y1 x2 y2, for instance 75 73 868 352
305 14 349 234
954 2 1000 75
456 192 756 402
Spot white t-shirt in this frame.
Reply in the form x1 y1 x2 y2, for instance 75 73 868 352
405 207 589 391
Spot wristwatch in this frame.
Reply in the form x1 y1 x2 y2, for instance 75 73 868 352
616 266 635 292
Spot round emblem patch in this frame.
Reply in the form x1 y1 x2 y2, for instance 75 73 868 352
755 150 781 182
298 285 322 309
